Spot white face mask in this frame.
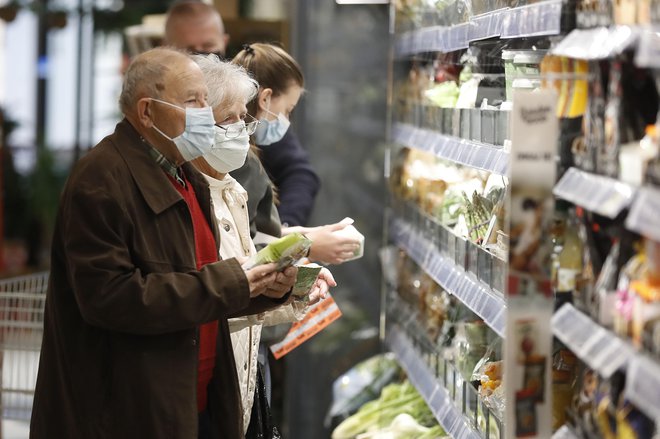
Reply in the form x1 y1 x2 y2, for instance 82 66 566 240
252 108 290 146
150 98 216 161
203 122 251 173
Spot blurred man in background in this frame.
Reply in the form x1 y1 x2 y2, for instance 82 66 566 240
165 0 229 57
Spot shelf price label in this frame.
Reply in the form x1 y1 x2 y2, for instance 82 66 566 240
626 186 660 242
626 356 660 421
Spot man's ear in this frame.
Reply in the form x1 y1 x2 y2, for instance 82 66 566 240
136 98 154 128
223 33 230 51
258 88 273 112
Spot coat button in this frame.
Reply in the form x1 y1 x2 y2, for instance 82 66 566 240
224 224 231 232
241 205 245 209
192 339 197 346
244 363 248 371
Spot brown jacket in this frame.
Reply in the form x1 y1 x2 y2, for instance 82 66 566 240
30 119 285 439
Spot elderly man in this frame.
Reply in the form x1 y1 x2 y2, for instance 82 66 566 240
165 0 321 229
30 47 296 439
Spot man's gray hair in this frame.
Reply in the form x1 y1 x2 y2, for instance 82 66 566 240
119 47 190 115
193 54 258 110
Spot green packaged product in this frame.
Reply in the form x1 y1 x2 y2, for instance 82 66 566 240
244 233 312 271
292 264 323 299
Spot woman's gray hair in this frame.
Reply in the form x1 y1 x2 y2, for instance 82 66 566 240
193 54 258 110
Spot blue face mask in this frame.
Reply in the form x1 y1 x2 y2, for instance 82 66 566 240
252 108 290 146
150 98 216 161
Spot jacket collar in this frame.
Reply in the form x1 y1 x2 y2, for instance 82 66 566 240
110 119 211 216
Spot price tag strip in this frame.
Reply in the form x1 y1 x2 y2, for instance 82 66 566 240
626 185 660 242
269 294 342 360
626 355 660 421
392 122 509 176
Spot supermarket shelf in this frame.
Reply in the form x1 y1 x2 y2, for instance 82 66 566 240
553 167 636 219
386 326 481 439
395 0 563 56
551 25 640 60
553 305 660 423
393 122 509 176
391 217 507 337
626 185 660 242
552 303 634 379
550 25 660 68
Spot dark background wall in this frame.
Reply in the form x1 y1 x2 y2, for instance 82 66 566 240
281 2 390 438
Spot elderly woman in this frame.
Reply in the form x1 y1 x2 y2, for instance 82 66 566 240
190 55 335 438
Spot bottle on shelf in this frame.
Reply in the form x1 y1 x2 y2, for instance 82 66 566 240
555 209 584 310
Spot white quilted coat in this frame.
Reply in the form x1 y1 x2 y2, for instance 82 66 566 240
205 173 305 433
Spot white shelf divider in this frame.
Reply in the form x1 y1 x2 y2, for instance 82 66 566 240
552 304 635 379
626 185 660 242
386 326 482 439
553 167 636 219
391 218 507 338
393 122 509 176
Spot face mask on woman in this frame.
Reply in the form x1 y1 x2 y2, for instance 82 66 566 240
150 98 216 161
252 108 290 146
203 121 251 173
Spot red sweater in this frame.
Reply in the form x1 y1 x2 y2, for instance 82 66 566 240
169 175 219 412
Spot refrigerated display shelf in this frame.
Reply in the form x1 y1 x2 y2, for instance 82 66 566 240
386 326 482 439
553 167 636 219
394 0 563 56
393 122 509 176
391 217 507 338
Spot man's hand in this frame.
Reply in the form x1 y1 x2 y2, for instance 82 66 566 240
262 265 298 299
245 264 299 299
305 222 360 265
307 268 336 305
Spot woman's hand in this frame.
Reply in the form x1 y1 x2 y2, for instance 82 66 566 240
305 222 360 265
307 268 336 305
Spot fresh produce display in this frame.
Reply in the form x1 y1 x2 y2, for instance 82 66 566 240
327 353 402 429
331 381 445 439
390 147 507 247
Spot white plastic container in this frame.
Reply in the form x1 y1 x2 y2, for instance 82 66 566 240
333 218 365 261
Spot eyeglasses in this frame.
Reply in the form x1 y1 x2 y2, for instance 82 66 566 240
215 114 259 139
